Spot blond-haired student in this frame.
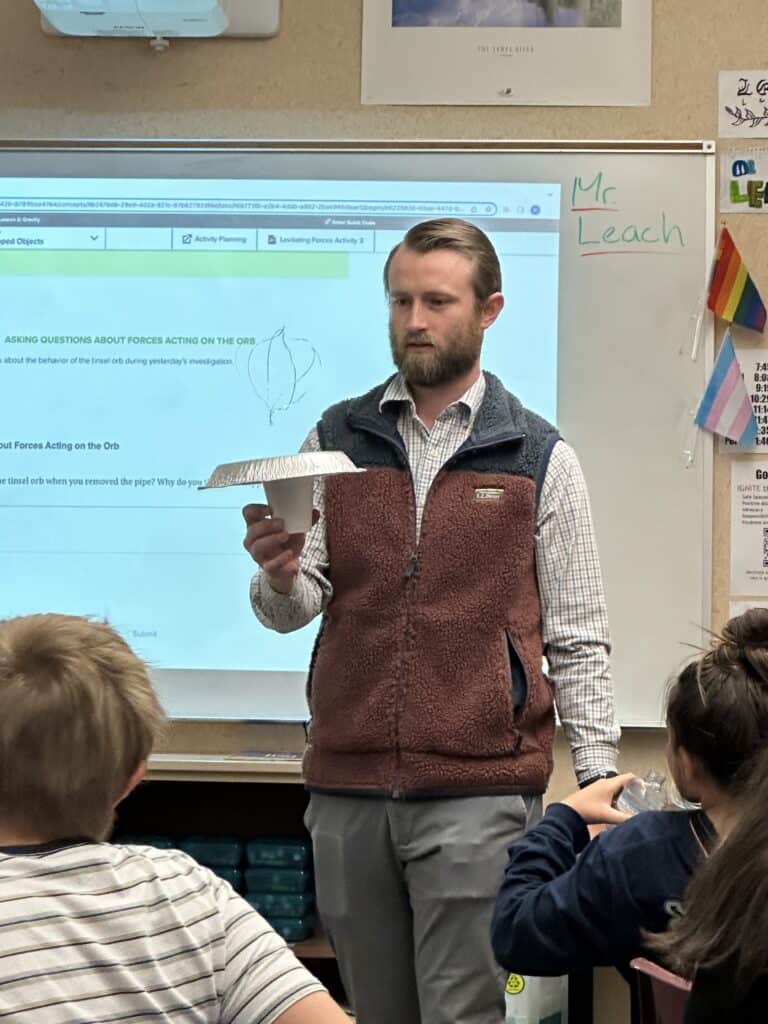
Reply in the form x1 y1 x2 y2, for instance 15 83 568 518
0 613 349 1024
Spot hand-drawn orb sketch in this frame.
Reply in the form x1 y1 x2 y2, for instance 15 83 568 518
245 326 321 424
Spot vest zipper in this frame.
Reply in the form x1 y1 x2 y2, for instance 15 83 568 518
347 416 526 798
346 416 417 799
442 429 526 471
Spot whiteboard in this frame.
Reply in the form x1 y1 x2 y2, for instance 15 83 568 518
0 141 715 726
549 144 715 725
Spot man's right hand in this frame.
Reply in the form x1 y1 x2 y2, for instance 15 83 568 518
242 503 316 596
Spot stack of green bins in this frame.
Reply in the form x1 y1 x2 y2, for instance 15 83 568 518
244 838 314 943
178 836 244 892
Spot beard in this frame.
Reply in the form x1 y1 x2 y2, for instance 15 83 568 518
389 320 483 388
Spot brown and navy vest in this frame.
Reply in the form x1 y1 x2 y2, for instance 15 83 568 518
303 373 560 797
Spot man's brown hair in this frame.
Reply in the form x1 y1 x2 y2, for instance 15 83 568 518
382 218 503 303
0 614 166 840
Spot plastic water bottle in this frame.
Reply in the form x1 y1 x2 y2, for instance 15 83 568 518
664 779 701 812
614 768 667 815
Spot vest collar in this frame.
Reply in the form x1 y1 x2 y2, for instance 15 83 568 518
346 372 527 452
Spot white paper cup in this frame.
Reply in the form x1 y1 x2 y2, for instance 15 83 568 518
263 476 314 533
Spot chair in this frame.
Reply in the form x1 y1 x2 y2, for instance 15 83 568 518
630 957 692 1024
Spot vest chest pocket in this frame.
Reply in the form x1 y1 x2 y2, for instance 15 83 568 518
503 628 529 713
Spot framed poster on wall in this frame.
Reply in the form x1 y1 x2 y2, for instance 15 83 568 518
362 0 652 106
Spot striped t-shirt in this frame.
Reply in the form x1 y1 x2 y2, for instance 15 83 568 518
0 839 324 1023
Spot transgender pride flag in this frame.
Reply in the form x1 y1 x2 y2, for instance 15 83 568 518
695 331 758 446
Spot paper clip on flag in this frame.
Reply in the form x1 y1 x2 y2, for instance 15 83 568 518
707 227 767 333
695 331 758 446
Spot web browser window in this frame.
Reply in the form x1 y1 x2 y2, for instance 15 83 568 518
0 172 560 717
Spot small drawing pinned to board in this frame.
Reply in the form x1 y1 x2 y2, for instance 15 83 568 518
720 148 768 213
719 70 768 137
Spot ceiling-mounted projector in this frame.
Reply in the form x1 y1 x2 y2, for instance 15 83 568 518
34 1 280 39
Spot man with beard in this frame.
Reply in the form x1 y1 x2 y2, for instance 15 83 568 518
243 219 618 1024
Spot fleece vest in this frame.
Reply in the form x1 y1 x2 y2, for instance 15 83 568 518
303 373 560 796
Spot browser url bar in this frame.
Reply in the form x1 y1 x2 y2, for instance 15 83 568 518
0 197 499 216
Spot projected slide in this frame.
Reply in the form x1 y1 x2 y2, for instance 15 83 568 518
0 175 560 709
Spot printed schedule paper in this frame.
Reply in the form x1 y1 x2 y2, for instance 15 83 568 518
731 458 768 597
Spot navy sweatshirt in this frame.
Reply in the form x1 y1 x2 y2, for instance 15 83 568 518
491 803 716 977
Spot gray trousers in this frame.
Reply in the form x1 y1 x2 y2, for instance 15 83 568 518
305 792 542 1024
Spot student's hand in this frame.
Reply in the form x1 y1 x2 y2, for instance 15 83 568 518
561 773 637 826
242 503 318 596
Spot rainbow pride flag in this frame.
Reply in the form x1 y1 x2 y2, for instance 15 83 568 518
707 227 766 332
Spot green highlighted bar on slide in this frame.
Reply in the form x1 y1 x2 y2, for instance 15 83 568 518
0 251 348 278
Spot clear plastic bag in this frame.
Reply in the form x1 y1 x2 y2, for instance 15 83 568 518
505 972 568 1024
614 769 701 816
614 768 667 815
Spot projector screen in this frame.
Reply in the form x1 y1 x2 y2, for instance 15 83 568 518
0 147 560 718
0 142 714 725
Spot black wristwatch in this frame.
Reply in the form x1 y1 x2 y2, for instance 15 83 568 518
578 770 618 789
